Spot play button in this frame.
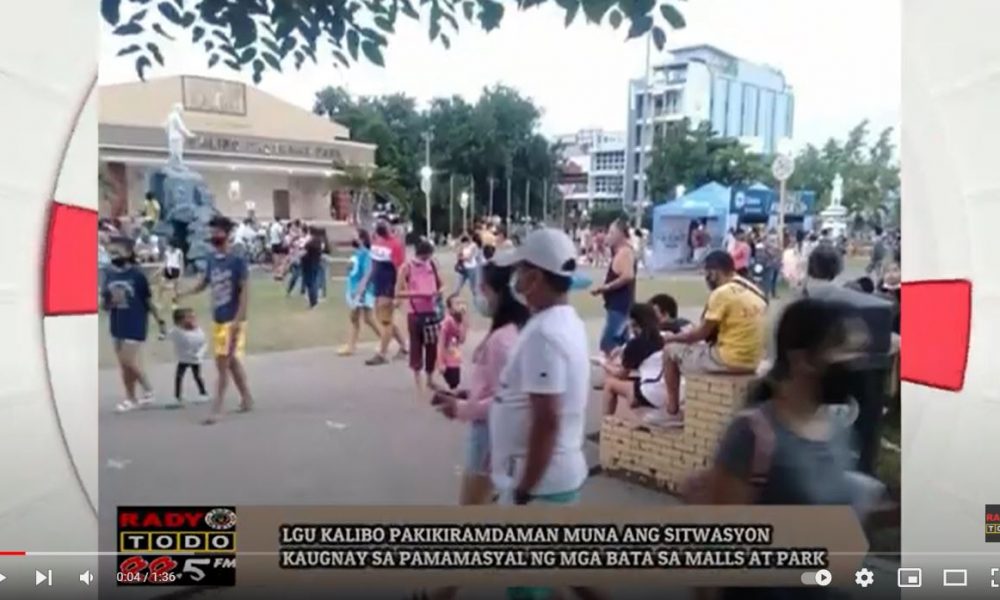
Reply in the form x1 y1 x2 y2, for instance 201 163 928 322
0 573 6 583
815 569 833 587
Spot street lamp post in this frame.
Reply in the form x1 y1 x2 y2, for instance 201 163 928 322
459 190 469 233
421 131 434 238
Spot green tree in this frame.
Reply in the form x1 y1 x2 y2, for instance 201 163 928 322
645 119 767 200
103 0 687 82
335 164 407 226
787 120 900 228
314 84 558 232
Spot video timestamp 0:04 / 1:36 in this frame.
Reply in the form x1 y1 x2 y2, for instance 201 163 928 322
116 555 237 585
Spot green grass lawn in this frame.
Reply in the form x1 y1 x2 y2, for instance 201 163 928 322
98 270 713 369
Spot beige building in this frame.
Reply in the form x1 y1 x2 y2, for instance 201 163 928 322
99 75 375 221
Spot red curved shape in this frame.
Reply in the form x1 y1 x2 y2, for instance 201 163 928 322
900 279 972 391
43 202 98 316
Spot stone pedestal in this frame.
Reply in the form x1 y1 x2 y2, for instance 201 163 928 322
148 163 218 270
821 204 848 238
599 375 755 493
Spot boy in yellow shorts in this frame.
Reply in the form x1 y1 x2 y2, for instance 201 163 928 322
177 216 254 425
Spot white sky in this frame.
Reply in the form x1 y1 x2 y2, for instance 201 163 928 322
99 0 900 150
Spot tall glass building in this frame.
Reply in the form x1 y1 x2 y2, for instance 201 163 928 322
624 44 795 207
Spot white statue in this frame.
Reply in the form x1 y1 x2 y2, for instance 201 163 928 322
831 173 844 207
165 102 195 166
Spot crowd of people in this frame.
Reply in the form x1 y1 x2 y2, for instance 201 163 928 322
101 197 898 597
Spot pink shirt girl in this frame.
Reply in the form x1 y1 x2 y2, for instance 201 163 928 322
438 313 468 370
455 323 519 422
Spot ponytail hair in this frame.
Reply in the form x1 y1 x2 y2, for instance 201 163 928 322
745 297 855 406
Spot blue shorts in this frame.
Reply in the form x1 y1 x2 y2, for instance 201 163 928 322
346 286 375 310
464 421 490 475
507 489 582 600
599 309 629 354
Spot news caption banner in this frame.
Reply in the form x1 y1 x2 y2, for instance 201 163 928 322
235 506 867 588
116 506 237 586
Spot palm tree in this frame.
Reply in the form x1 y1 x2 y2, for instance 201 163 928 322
334 164 407 228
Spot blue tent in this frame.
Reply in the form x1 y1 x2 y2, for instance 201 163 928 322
650 182 731 271
653 182 732 219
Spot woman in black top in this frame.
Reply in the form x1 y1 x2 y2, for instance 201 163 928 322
300 227 325 308
601 303 664 416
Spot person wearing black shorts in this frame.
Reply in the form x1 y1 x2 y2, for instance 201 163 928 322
601 303 666 416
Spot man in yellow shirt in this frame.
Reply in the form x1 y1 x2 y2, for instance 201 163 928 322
142 191 160 231
660 250 767 422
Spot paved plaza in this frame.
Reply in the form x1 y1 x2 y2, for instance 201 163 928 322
99 261 895 599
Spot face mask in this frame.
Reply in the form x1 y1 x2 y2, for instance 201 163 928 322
704 273 718 290
111 257 128 267
211 235 227 247
819 361 854 404
473 295 493 317
509 271 529 307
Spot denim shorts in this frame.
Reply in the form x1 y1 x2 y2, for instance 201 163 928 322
599 309 629 354
464 421 490 475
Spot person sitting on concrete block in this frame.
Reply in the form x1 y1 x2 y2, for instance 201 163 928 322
601 303 666 419
660 251 768 424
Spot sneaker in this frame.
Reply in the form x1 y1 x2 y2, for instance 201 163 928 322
393 349 409 361
115 400 139 413
137 392 155 407
337 346 354 356
365 354 388 366
191 394 210 404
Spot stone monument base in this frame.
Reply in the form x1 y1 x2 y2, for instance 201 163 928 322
149 162 217 270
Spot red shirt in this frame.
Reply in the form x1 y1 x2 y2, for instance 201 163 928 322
388 235 405 269
731 241 751 270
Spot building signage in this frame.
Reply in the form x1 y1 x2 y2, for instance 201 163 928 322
189 134 343 163
182 76 247 116
731 188 772 216
731 188 816 216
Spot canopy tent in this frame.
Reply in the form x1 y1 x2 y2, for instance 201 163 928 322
650 182 731 271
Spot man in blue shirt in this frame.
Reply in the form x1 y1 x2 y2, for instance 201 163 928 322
178 216 253 425
102 237 166 412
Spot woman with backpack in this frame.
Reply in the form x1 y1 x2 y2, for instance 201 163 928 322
689 297 885 599
396 239 444 396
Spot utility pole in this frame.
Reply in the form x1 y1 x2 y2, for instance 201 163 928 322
506 156 513 226
469 177 476 227
635 31 653 230
525 179 531 223
542 178 549 225
448 174 455 236
488 176 495 217
420 130 434 238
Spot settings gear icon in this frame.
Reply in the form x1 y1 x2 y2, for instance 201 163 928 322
855 568 875 588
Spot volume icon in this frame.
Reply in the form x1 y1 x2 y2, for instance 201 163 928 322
79 570 93 585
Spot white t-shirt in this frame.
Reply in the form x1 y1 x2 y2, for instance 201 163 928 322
490 304 590 496
461 243 478 269
637 350 666 408
164 248 183 270
268 222 284 245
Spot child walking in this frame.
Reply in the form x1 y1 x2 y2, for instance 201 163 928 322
438 297 468 390
170 307 209 405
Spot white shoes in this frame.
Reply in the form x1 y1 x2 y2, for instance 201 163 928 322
190 394 210 404
115 392 155 413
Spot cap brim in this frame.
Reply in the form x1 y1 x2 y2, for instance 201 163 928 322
492 247 523 268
